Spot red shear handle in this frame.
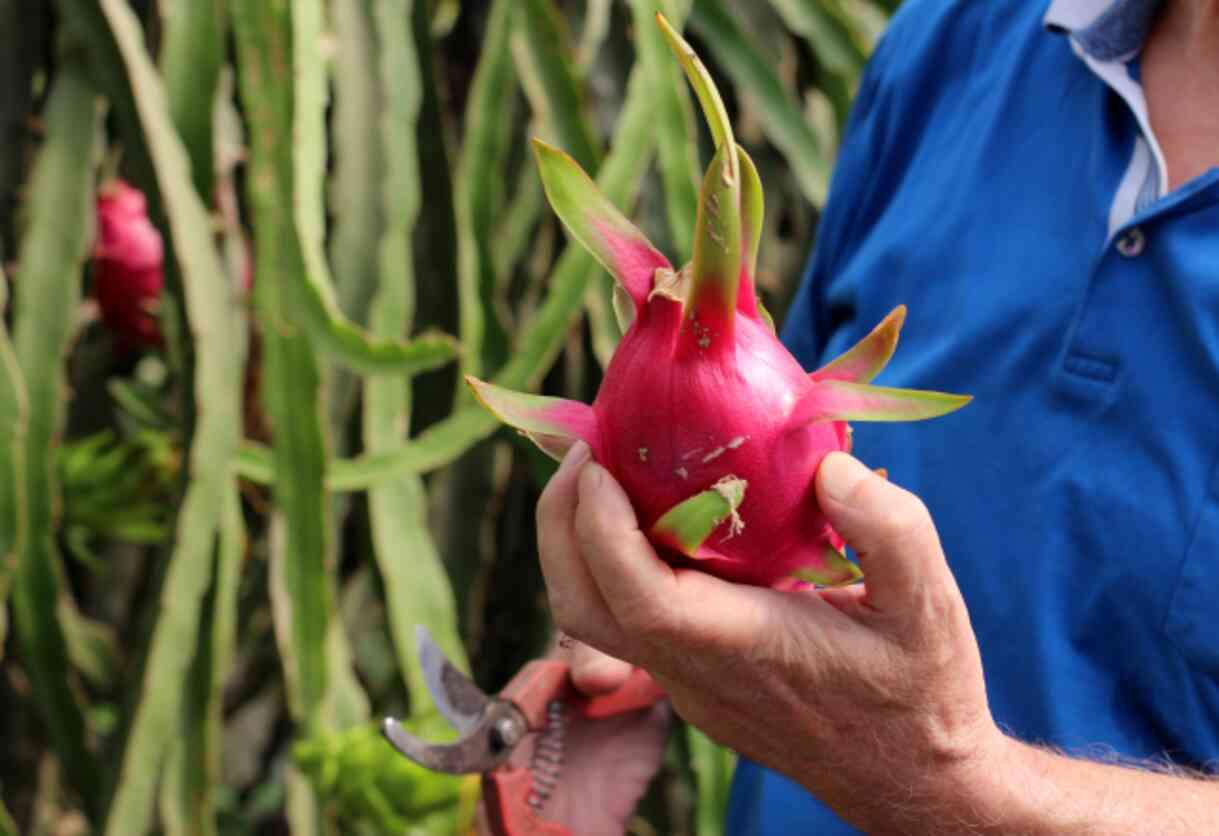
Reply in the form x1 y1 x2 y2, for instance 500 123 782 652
482 663 667 835
576 666 666 719
482 768 571 836
499 660 665 729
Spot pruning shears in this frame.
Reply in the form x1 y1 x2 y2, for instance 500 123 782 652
382 627 665 836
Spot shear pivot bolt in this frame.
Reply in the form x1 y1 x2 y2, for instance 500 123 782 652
492 715 525 750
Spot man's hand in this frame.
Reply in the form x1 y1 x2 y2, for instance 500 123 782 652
537 443 1219 834
537 442 1003 833
479 639 670 836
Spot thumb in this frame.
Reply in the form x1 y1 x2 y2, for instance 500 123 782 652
567 641 635 695
815 452 949 612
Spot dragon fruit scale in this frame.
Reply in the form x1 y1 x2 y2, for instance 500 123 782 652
467 16 970 588
93 179 164 349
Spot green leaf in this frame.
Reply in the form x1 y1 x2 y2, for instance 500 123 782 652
496 46 660 389
631 0 699 261
8 57 103 819
308 0 453 376
792 544 863 587
232 0 334 747
650 476 747 556
159 0 225 197
212 0 458 377
160 481 244 836
312 2 381 739
493 169 545 284
295 723 472 831
311 309 459 376
767 0 868 77
0 800 15 836
454 0 516 381
59 599 120 690
108 378 172 429
327 0 390 438
686 724 736 836
689 0 830 205
576 0 613 73
325 606 371 732
93 0 247 831
237 37 667 494
0 264 26 658
515 0 602 173
511 0 628 368
234 405 501 491
316 2 380 744
365 0 469 716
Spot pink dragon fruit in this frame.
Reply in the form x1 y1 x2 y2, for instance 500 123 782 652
467 17 970 587
93 179 164 348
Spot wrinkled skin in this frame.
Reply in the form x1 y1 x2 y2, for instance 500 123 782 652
537 443 1004 834
478 642 670 836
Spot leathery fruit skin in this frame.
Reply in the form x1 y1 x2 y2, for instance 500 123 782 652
468 15 970 588
92 179 164 349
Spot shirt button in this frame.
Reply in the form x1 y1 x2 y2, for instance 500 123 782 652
1116 226 1146 258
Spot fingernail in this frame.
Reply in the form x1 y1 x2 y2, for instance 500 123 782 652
820 452 869 505
559 440 591 473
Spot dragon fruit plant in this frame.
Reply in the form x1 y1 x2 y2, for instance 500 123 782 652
468 16 970 588
93 179 164 348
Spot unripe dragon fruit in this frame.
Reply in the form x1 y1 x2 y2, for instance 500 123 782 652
468 16 970 587
93 179 164 348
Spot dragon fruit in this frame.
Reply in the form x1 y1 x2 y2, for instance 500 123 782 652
93 179 164 348
467 16 970 587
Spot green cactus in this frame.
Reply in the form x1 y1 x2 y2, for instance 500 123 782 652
0 2 886 833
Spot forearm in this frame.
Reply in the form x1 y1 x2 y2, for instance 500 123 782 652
900 734 1219 836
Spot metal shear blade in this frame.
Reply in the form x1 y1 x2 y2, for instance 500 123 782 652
381 627 529 774
416 625 488 734
380 705 525 774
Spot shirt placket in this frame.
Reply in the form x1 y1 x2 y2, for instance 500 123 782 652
1056 29 1167 396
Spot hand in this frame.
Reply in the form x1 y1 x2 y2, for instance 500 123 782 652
536 442 1004 834
480 640 670 836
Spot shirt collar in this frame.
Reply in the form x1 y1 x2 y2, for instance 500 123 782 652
1043 0 1163 61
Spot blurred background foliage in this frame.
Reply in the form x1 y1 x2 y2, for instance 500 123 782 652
0 0 893 832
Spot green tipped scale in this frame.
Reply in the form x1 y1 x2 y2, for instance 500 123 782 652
794 548 865 588
687 140 742 341
811 306 907 383
468 15 971 587
656 12 733 148
650 476 748 558
531 139 670 310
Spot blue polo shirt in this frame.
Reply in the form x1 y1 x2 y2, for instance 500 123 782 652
727 0 1219 832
